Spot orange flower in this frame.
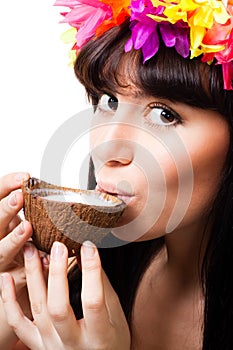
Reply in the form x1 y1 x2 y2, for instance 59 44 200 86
96 0 131 36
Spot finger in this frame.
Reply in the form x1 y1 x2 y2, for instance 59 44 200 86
0 266 26 294
1 273 43 350
0 172 29 199
81 241 110 337
24 243 57 344
102 270 125 320
47 242 78 343
102 270 130 337
0 191 24 237
8 214 22 232
0 221 32 271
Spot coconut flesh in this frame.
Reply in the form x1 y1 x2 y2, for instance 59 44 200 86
32 189 117 206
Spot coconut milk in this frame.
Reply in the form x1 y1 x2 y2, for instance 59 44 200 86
34 190 117 206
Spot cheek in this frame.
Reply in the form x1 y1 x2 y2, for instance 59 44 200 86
114 149 180 241
132 120 229 240
187 134 229 213
89 127 104 149
172 120 230 228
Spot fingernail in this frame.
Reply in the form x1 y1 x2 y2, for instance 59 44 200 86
83 241 96 258
51 242 65 260
15 172 29 183
8 193 17 207
15 222 24 235
24 243 35 259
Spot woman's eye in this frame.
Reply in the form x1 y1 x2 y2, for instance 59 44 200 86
98 94 118 112
146 104 180 127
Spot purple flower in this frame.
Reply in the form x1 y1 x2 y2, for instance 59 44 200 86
159 21 190 58
125 0 190 62
125 0 163 61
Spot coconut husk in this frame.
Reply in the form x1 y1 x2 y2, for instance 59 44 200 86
22 177 126 256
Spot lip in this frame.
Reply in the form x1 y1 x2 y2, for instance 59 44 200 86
96 181 134 205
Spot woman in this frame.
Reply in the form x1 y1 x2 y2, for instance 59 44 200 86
1 0 233 349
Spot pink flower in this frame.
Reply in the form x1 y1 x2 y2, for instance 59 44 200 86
54 0 112 48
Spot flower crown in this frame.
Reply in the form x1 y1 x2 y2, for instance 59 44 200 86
54 0 233 90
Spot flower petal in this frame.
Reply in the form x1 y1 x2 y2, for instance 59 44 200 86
125 37 134 52
76 7 110 46
159 22 176 47
222 62 233 90
131 22 155 49
142 30 160 61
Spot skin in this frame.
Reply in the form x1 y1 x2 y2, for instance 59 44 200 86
0 87 230 349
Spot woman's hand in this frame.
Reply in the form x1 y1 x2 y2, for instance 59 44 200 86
0 172 33 349
1 240 131 350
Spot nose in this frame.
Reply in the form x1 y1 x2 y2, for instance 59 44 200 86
91 122 135 168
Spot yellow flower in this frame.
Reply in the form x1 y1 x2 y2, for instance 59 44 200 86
60 28 77 66
150 0 230 26
190 42 225 58
149 0 230 54
60 27 77 45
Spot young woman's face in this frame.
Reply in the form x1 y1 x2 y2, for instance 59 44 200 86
90 89 229 242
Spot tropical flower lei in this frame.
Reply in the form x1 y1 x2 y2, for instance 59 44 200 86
54 0 233 90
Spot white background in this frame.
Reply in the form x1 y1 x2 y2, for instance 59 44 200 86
0 0 90 188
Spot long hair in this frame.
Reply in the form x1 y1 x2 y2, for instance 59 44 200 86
68 21 233 349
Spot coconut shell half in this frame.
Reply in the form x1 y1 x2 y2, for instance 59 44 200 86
22 177 126 256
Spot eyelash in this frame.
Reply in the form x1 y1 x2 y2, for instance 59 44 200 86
95 93 118 114
144 103 182 129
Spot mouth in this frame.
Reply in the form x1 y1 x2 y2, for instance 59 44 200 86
95 181 134 205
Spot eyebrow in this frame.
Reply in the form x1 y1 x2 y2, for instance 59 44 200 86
95 85 148 101
131 90 147 98
117 87 147 99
